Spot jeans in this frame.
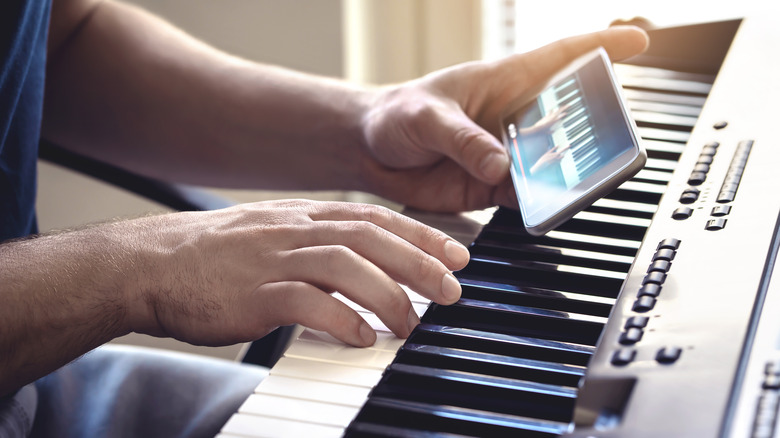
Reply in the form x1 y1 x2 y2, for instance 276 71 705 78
0 344 267 438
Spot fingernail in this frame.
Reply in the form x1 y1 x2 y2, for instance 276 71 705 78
407 307 420 335
359 321 376 346
444 240 470 266
479 151 509 180
441 272 462 303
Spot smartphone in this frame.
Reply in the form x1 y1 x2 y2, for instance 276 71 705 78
500 47 646 236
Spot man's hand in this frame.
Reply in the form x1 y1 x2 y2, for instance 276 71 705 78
359 26 649 212
127 200 470 348
0 200 469 394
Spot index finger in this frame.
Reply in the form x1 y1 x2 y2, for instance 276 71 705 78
305 201 471 271
502 26 649 90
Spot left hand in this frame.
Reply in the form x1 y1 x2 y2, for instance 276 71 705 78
359 26 649 212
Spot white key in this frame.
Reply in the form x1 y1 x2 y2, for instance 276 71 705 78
222 413 343 438
298 327 405 353
333 291 429 314
401 284 431 305
254 375 369 407
240 394 357 427
270 356 383 388
284 339 396 369
356 311 391 332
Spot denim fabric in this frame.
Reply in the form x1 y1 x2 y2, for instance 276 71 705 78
0 345 266 438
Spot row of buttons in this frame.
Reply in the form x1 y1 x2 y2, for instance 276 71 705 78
705 139 753 231
632 238 680 313
687 141 720 186
673 139 755 231
612 238 683 366
717 139 753 204
752 360 780 438
673 142 721 221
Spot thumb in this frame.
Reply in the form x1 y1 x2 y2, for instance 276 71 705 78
422 105 510 184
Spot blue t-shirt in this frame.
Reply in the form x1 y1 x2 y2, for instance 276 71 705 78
0 0 52 243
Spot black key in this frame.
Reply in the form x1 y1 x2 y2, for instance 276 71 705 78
348 396 569 438
395 343 585 387
371 363 577 422
409 324 594 366
422 298 606 345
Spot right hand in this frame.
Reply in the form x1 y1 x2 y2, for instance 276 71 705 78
358 26 648 212
124 199 470 347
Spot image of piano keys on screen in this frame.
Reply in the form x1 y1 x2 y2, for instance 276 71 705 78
508 73 605 204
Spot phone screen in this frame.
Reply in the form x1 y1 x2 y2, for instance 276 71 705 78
502 49 643 234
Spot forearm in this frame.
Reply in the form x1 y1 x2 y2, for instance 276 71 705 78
0 226 135 396
43 0 374 191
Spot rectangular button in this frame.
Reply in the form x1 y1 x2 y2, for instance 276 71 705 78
717 191 736 203
706 218 727 231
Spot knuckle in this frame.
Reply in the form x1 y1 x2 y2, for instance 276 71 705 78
355 203 393 225
321 245 357 272
383 285 410 311
403 101 441 141
451 126 488 158
344 219 376 238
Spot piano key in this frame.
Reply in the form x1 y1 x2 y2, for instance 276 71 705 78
354 305 428 333
636 126 691 143
240 393 358 427
404 208 493 246
372 363 577 421
644 157 677 171
464 250 628 283
394 343 586 387
618 75 712 95
617 180 668 195
589 197 659 217
633 168 673 184
565 118 591 142
572 210 653 229
222 413 343 438
469 245 631 278
553 215 649 242
627 99 703 117
483 211 643 254
456 284 615 319
331 292 428 316
409 324 594 366
400 284 432 305
622 88 707 107
355 310 393 332
254 375 370 407
298 327 405 353
545 230 640 251
457 280 615 314
613 63 716 85
606 184 664 206
567 127 594 150
284 338 396 369
631 110 699 131
270 356 384 388
570 137 596 162
349 396 569 437
472 236 635 267
423 299 606 345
